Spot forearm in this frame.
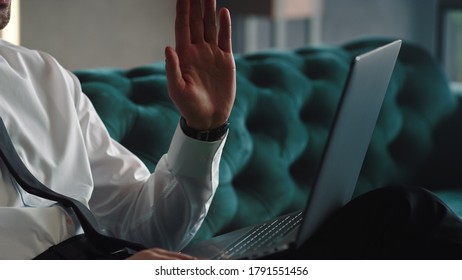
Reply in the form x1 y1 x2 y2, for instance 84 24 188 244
91 124 226 251
154 124 227 250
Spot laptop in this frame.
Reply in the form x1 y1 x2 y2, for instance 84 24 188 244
183 40 402 260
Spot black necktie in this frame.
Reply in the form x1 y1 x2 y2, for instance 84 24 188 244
0 117 146 256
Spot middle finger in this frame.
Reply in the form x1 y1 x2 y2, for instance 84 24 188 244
190 0 204 44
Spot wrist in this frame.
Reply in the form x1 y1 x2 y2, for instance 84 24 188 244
180 117 229 142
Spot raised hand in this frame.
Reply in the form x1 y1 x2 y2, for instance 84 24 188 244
165 0 236 131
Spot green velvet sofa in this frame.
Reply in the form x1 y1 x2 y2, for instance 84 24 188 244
74 38 462 244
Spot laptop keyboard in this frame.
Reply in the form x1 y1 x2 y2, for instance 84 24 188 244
215 211 303 259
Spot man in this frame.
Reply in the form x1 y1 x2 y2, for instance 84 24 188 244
0 0 235 259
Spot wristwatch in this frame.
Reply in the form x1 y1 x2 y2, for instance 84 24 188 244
180 117 229 142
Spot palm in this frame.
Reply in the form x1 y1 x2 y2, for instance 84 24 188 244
166 0 236 130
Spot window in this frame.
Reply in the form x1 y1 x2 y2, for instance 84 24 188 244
438 0 462 83
443 11 462 82
218 0 321 54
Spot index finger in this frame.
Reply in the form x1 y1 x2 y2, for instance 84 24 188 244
175 0 191 49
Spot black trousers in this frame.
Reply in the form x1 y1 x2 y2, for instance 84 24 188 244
34 234 132 260
292 186 462 259
36 186 462 260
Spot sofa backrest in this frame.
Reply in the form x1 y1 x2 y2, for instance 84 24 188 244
75 38 457 242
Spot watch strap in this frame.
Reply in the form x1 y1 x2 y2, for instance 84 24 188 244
180 117 229 142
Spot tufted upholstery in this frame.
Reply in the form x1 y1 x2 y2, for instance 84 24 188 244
75 38 462 243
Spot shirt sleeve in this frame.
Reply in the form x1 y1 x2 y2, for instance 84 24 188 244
71 73 227 251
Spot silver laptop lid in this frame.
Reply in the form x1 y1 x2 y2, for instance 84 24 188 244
296 40 402 248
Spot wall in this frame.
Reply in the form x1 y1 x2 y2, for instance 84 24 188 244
18 0 439 70
20 0 176 70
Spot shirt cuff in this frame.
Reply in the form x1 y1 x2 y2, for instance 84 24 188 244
167 123 227 179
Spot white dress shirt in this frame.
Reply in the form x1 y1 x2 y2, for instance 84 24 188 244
0 39 226 259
